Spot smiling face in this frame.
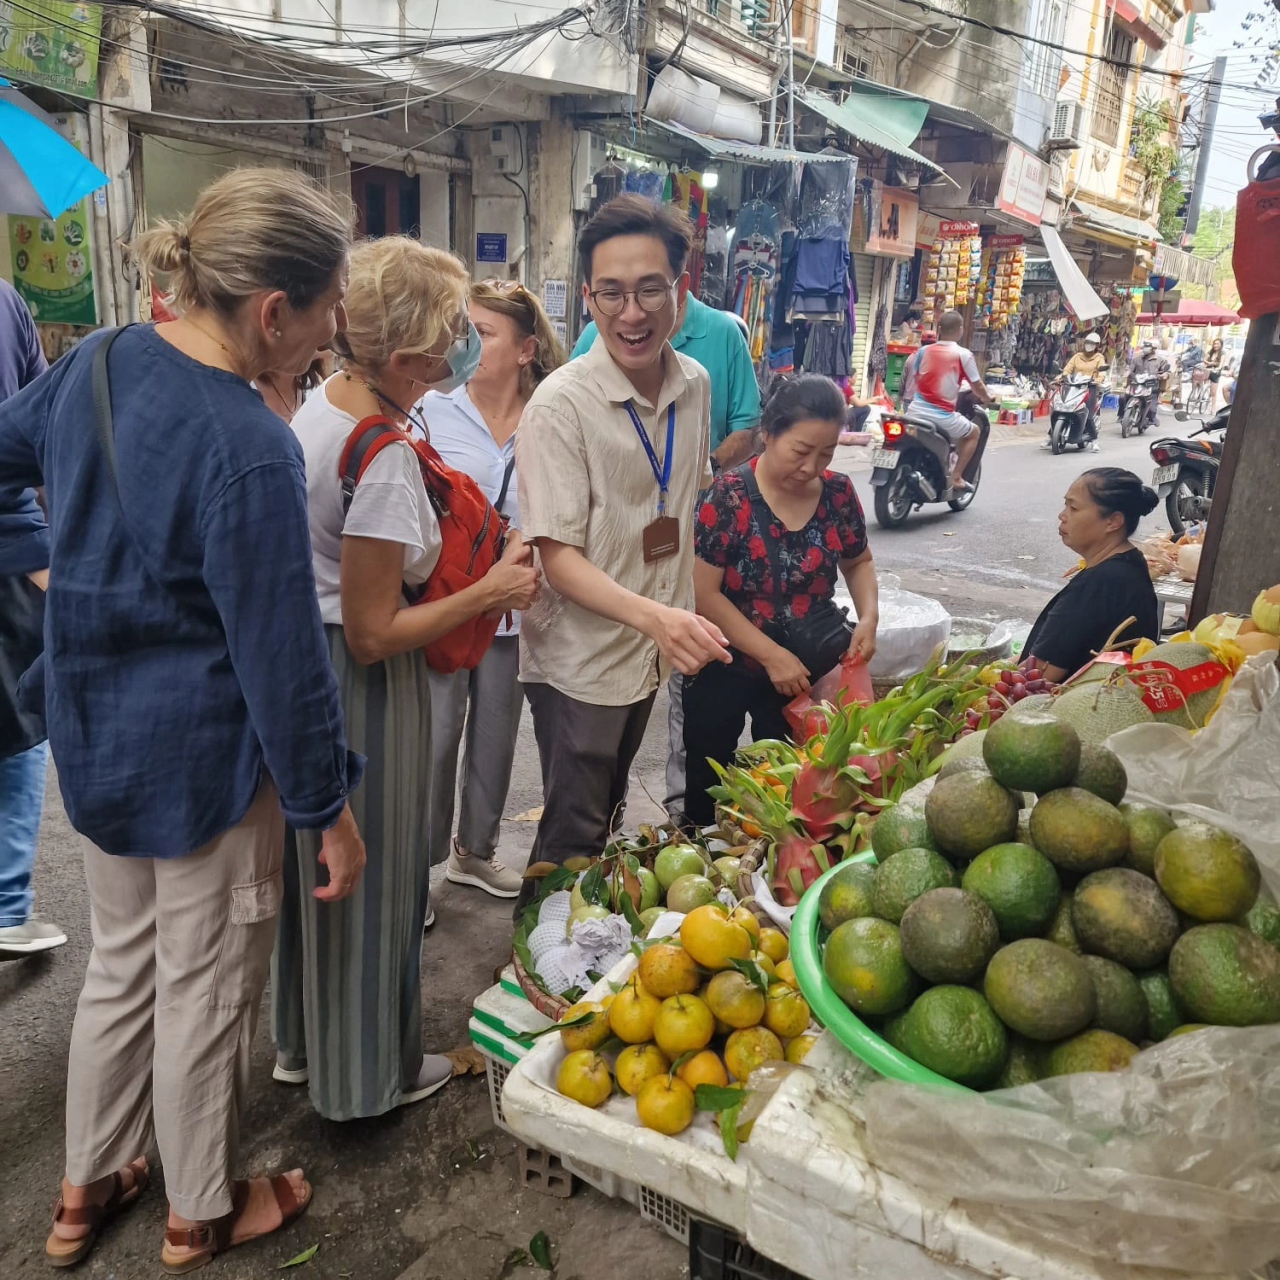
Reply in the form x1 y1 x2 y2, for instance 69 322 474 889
764 415 842 490
582 233 686 379
468 301 534 392
1058 475 1124 555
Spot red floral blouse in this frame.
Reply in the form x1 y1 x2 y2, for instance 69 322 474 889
694 458 868 639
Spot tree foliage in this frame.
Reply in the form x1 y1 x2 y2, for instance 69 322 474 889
1129 92 1187 241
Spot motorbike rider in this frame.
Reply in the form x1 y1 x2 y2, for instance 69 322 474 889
898 329 936 410
1049 331 1107 453
1127 338 1168 430
903 311 991 492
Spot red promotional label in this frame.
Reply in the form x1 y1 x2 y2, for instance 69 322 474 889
1130 659 1229 715
939 220 980 236
986 234 1025 248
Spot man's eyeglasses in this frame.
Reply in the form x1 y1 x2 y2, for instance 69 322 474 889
588 283 675 317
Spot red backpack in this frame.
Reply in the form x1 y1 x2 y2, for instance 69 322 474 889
338 415 505 674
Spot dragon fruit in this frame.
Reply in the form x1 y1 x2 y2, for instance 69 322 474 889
772 832 831 906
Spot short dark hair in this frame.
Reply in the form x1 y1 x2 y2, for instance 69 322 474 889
578 195 694 283
938 310 964 340
1081 467 1159 536
761 374 846 437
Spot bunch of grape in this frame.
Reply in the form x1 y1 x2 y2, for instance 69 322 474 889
959 667 1053 736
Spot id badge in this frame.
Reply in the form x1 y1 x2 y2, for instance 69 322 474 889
642 515 680 563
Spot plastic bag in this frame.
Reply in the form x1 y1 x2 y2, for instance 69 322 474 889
1234 145 1280 320
862 1026 1280 1274
836 574 950 682
783 652 874 738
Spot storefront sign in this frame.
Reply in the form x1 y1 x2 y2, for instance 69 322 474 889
939 219 980 236
864 183 919 258
542 278 567 319
996 143 1048 227
916 211 940 249
476 232 507 263
0 0 101 97
986 234 1025 248
8 201 95 324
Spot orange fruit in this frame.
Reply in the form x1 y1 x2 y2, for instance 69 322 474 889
677 1049 730 1090
680 903 753 971
556 1050 612 1107
752 951 778 978
638 943 702 999
614 1043 670 1096
785 1034 818 1064
729 906 762 944
608 976 661 1044
763 983 810 1039
724 1026 784 1081
559 1000 612 1052
774 958 798 987
635 1075 696 1135
652 994 715 1057
758 927 789 964
705 970 766 1029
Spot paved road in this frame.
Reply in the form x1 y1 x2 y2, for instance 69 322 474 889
0 407 1182 1280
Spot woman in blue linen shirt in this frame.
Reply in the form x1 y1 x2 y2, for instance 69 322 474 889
0 168 366 1272
418 279 564 904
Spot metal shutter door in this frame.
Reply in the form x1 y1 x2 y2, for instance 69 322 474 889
851 252 876 389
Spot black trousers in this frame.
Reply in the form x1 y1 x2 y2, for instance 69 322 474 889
683 661 790 827
518 681 657 911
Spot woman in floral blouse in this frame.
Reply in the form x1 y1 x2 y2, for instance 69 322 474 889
683 374 879 826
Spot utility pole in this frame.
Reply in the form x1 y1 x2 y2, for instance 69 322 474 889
1185 55 1226 238
1190 308 1280 623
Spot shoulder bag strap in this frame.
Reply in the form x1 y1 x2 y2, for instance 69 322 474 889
338 415 405 516
91 327 129 495
734 461 787 601
495 456 516 516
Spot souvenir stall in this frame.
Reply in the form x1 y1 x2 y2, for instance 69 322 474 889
974 234 1027 374
1011 278 1136 379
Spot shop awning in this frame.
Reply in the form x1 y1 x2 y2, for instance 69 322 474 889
1069 198 1157 248
797 89 954 182
1041 225 1110 321
1110 0 1167 49
1136 298 1241 326
1153 242 1217 289
644 118 855 164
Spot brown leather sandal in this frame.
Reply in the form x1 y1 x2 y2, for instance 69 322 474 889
45 1162 150 1268
159 1174 312 1275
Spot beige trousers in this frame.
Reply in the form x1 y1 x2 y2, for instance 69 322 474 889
65 780 284 1220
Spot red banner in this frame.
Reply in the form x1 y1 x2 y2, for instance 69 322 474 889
939 220 980 236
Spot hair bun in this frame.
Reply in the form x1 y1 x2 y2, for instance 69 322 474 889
1140 486 1160 516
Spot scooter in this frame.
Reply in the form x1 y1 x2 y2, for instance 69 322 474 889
870 390 990 530
1149 405 1229 537
1120 371 1159 438
1047 374 1099 453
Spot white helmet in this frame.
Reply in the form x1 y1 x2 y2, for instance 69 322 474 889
1083 331 1101 349
1141 337 1155 351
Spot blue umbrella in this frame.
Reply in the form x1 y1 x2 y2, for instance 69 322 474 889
0 75 108 218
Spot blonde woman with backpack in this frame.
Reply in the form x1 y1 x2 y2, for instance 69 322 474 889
273 236 539 1120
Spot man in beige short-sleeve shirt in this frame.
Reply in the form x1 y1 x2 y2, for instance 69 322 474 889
515 196 730 887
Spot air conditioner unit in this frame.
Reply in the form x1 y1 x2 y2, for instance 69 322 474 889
1045 101 1084 151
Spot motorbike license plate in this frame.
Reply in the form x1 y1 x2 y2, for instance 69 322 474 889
1152 464 1179 486
871 448 900 469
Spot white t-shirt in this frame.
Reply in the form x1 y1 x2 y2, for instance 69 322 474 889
291 378 442 626
912 340 980 412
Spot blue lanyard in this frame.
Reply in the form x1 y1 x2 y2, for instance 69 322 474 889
624 401 675 516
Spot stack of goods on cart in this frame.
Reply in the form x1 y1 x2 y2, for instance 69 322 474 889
976 237 1026 330
921 224 982 311
1193 585 1280 658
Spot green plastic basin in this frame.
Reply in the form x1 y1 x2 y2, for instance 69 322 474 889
791 856 970 1091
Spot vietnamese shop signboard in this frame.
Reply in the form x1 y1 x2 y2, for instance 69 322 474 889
864 183 919 258
996 143 1048 227
8 201 96 323
0 0 102 96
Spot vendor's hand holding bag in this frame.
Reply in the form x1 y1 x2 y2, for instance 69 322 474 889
735 461 852 680
339 416 506 674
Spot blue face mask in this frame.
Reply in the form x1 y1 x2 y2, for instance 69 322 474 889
428 320 482 394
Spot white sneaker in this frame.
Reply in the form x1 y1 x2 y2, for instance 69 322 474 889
272 1054 309 1085
422 901 436 933
445 843 522 898
399 1054 453 1107
1091 441 1101 453
0 914 67 955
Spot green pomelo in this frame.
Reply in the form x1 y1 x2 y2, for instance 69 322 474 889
1029 788 1129 874
818 861 877 931
1072 868 1180 969
665 874 717 913
900 986 1009 1089
1169 924 1280 1026
993 1034 1048 1089
870 848 959 924
1071 744 1128 806
1120 803 1177 878
1045 1028 1138 1077
925 772 1020 861
1137 968 1186 1042
961 843 1061 941
983 938 1096 1042
655 843 706 890
1082 954 1148 1042
1044 896 1082 953
1245 892 1280 951
982 712 1081 795
870 803 939 861
899 888 1000 984
823 917 918 1017
1154 821 1261 923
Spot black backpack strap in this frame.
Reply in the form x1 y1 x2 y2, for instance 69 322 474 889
91 327 128 495
495 456 516 516
734 461 787 601
339 420 404 516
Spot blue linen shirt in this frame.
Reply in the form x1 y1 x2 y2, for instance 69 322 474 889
0 325 363 856
418 383 520 636
572 295 760 450
0 279 49 577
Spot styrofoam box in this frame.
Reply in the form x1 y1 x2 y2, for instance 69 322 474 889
500 938 750 1235
744 1035 1241 1280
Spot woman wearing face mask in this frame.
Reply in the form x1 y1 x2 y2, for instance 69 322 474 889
272 236 539 1120
682 375 879 827
417 279 564 910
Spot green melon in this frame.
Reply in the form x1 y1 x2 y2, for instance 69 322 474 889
933 730 988 773
1048 683 1154 746
1140 641 1226 729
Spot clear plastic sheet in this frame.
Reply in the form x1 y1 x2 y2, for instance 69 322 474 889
836 573 951 681
862 1026 1280 1275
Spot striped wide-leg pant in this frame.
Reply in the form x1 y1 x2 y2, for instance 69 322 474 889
271 625 432 1121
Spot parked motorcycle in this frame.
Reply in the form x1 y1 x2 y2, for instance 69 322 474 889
1149 406 1228 537
870 391 991 529
1047 374 1100 453
1120 371 1159 438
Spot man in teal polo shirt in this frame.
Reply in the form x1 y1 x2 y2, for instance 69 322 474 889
573 292 761 469
571 291 761 826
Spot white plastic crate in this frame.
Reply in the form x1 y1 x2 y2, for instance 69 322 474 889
560 1153 640 1207
469 1017 520 1135
638 1183 691 1246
